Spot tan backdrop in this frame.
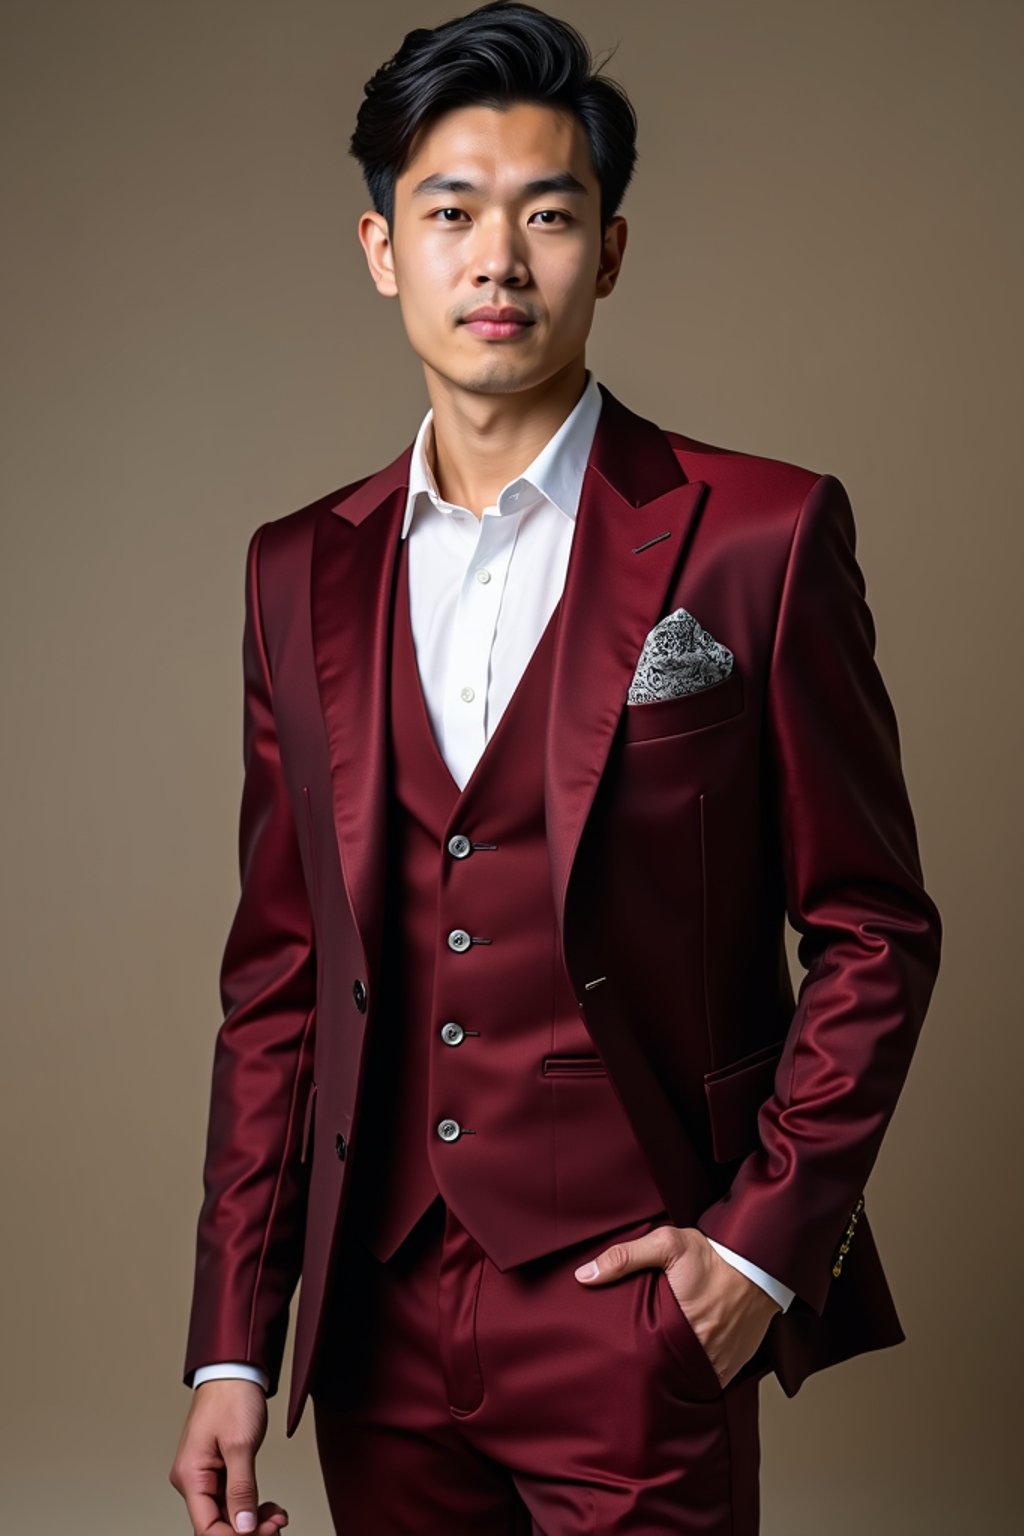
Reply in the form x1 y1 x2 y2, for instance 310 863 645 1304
2 1 1019 1530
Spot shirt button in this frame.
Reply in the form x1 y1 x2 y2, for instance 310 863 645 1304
447 928 472 952
447 834 472 859
437 1118 462 1142
440 1021 465 1045
475 568 491 584
460 686 475 702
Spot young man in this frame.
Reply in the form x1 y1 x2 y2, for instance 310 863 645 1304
170 4 942 1532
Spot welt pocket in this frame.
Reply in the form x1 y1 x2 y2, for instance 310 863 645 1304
299 1079 318 1164
621 668 744 744
703 1035 785 1162
541 1053 608 1077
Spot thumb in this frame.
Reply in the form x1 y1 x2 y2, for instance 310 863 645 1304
223 1440 259 1534
574 1234 662 1285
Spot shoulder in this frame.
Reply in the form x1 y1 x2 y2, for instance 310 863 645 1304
660 426 858 576
243 468 379 588
664 426 825 515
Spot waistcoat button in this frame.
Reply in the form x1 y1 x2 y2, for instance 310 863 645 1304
436 1118 462 1142
440 1021 465 1045
447 928 471 952
447 833 472 859
352 978 367 1011
335 1133 347 1160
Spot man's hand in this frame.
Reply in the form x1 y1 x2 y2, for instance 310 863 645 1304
573 1223 780 1388
169 1379 289 1535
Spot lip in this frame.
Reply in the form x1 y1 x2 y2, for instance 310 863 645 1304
463 318 533 339
462 306 533 324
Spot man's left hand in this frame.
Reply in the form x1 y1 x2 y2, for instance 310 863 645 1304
573 1224 781 1388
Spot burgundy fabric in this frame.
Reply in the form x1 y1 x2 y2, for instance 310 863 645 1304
348 533 667 1268
180 382 942 1441
312 1199 762 1535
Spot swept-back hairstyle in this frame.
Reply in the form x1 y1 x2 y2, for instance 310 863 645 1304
348 1 638 234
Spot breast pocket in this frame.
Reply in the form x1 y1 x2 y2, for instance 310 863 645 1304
620 669 744 744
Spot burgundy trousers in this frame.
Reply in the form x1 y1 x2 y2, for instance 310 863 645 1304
311 1195 763 1534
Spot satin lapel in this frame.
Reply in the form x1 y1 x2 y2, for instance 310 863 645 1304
545 385 708 942
310 447 411 988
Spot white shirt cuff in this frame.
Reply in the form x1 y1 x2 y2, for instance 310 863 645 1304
191 1362 270 1392
706 1238 796 1312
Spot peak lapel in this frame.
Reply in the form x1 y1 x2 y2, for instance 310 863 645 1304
545 384 708 944
310 444 411 988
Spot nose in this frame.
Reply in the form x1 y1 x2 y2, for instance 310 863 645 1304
471 217 528 288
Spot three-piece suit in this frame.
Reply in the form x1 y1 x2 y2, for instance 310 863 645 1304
182 376 941 1531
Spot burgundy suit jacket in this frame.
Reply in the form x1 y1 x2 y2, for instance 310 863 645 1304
182 382 942 1437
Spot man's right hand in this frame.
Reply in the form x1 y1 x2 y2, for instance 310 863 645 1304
168 1379 289 1534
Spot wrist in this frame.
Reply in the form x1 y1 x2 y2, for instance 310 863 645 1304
707 1241 781 1313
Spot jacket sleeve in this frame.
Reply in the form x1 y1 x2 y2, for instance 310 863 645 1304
696 473 942 1314
182 522 317 1397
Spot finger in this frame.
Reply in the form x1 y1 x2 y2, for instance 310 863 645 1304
181 1466 236 1536
253 1503 290 1533
573 1231 671 1284
223 1440 260 1534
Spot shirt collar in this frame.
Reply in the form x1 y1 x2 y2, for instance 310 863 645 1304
401 369 603 540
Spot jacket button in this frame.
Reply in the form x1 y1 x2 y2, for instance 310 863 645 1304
436 1118 461 1142
440 1021 465 1046
447 833 472 859
447 928 471 952
352 978 367 1012
335 1132 347 1160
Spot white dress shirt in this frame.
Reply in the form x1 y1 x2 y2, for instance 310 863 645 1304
192 371 793 1392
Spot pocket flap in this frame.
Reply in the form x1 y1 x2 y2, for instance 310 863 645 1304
703 1036 786 1162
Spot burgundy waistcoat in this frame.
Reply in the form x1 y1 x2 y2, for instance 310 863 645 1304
348 532 667 1270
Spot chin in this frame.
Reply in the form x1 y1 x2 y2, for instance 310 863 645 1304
449 361 537 395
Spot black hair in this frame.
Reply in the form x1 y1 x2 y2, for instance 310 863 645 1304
348 1 638 234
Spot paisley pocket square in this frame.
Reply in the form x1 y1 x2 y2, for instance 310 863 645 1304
627 607 734 705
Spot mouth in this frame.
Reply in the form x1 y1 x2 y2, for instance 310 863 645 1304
461 317 534 339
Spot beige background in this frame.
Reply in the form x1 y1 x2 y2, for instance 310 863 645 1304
2 1 1020 1530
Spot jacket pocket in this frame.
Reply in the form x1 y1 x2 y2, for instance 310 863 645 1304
703 1036 785 1162
541 1053 608 1077
621 668 744 743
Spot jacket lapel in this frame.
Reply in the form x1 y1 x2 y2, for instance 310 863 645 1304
544 385 707 938
310 451 410 990
309 383 708 984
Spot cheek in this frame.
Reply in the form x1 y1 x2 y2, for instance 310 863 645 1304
393 269 452 348
395 240 458 309
541 254 600 320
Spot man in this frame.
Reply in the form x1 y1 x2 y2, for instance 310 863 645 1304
169 4 942 1532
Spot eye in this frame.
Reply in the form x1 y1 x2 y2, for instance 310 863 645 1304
429 208 571 226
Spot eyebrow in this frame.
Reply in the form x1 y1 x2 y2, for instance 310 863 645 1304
410 171 590 199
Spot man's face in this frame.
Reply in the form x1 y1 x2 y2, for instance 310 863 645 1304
360 101 625 396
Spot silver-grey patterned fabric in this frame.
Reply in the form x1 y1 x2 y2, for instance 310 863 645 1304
627 607 734 704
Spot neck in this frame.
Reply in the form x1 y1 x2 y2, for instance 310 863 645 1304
424 359 588 518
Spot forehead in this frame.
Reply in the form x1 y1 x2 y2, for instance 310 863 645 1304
397 102 595 196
